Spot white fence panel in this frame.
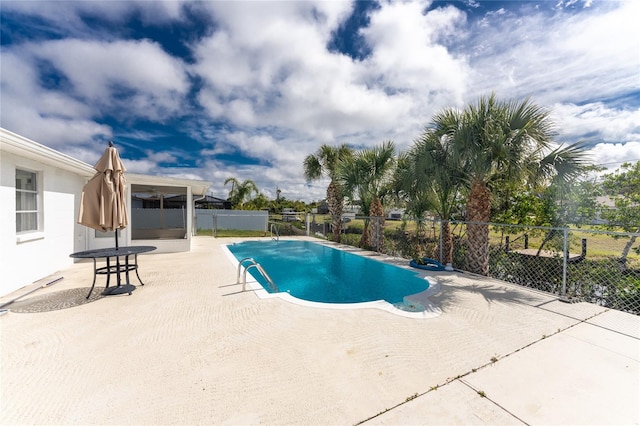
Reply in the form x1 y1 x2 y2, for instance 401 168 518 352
195 209 268 232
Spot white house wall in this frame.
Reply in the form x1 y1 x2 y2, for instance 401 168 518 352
0 150 87 296
1 128 211 298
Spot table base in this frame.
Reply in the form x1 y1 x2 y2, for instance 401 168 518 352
102 284 136 296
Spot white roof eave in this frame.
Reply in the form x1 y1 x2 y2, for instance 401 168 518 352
0 127 95 177
126 173 212 196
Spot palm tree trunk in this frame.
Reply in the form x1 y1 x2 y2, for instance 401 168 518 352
466 180 491 275
326 181 342 243
441 220 453 265
360 219 370 248
368 197 385 252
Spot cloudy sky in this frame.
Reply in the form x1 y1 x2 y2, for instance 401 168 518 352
1 0 638 202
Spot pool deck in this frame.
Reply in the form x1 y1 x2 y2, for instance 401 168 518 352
1 236 638 425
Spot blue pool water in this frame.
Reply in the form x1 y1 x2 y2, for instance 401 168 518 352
227 240 429 305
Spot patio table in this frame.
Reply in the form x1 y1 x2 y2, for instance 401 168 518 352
70 246 156 298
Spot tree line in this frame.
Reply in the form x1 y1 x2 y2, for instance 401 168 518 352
224 94 639 276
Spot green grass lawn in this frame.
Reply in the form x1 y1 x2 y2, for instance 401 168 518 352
199 217 638 263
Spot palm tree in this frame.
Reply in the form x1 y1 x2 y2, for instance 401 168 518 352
397 110 466 265
303 144 353 242
456 94 589 275
339 141 396 250
224 177 259 209
245 193 269 211
393 154 433 242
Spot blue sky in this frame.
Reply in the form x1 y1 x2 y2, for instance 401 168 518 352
1 0 638 202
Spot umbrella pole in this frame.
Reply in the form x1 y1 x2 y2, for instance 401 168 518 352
115 230 121 286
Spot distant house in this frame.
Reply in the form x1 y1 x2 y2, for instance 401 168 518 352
386 208 405 220
314 201 361 216
316 201 329 214
592 196 617 225
194 194 232 210
0 128 211 297
344 203 361 215
140 194 231 210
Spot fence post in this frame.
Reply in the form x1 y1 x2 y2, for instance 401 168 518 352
306 213 310 237
561 228 568 297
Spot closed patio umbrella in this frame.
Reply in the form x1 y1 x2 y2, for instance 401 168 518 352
77 142 130 295
78 141 128 246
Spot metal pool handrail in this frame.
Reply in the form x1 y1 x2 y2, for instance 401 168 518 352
270 223 279 241
236 257 278 292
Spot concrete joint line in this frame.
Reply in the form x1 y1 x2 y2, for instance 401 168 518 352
458 378 530 425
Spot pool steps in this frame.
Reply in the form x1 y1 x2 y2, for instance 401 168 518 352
236 257 278 293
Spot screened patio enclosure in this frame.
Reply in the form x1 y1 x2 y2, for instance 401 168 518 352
130 184 188 240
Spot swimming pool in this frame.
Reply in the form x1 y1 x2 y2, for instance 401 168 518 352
225 239 441 317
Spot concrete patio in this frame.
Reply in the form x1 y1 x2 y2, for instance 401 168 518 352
1 236 638 425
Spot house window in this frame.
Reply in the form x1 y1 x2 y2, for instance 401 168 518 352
15 169 40 233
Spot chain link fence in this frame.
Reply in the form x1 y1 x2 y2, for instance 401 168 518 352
469 224 640 315
313 214 640 315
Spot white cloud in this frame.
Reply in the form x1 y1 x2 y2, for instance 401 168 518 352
193 0 352 97
193 127 332 202
0 51 112 148
122 158 161 175
1 1 188 33
144 151 178 164
26 39 190 119
552 102 640 144
0 37 191 149
587 142 640 172
193 1 374 137
199 158 328 202
361 0 469 100
193 0 468 151
466 1 640 105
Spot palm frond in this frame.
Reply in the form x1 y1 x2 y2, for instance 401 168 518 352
538 141 591 185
